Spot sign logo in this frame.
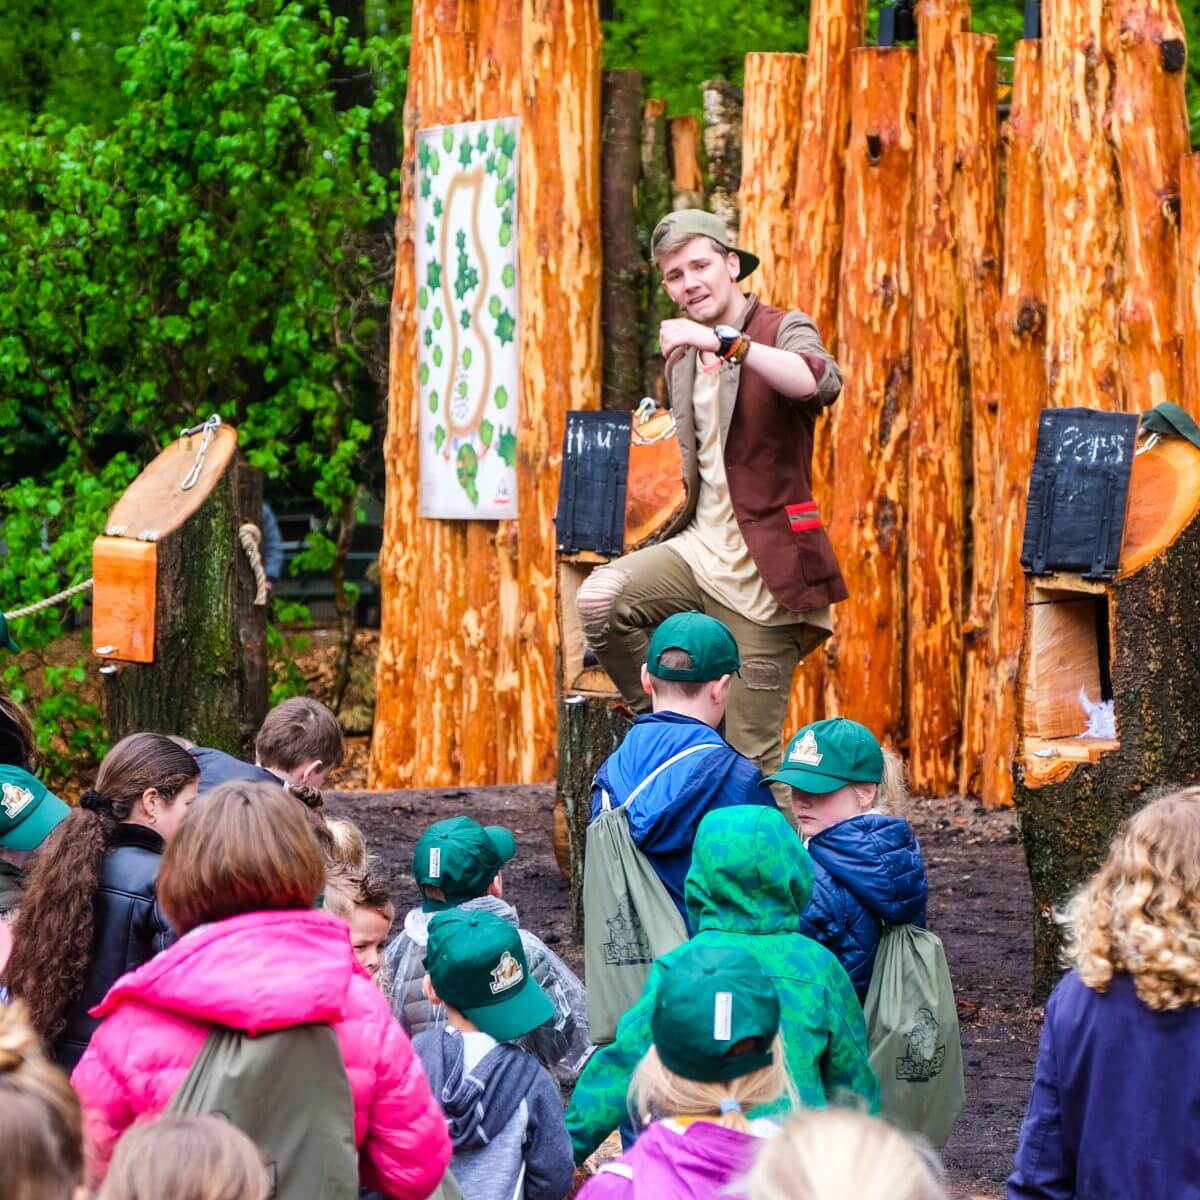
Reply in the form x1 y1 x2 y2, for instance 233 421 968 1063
489 950 523 994
895 1007 947 1083
788 729 823 767
1 782 35 821
603 898 652 967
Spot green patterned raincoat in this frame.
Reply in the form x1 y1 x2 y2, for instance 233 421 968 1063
565 805 880 1163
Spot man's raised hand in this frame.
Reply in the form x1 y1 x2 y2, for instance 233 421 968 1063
659 318 720 359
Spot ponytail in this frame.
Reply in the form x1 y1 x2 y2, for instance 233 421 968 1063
5 733 198 1045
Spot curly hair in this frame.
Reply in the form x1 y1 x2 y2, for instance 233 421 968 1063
5 733 199 1046
1061 787 1200 1012
0 692 36 769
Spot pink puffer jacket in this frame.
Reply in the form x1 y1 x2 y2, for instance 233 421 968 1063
71 908 451 1197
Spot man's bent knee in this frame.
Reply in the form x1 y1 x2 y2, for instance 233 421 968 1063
576 565 632 647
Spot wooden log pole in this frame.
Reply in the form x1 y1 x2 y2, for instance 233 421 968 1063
641 97 672 404
370 0 427 788
1109 0 1189 410
954 32 1003 798
1181 153 1200 423
828 46 917 746
1041 0 1125 410
906 0 968 795
668 115 705 209
518 0 602 781
783 0 864 738
601 69 647 412
739 52 807 308
702 79 744 238
981 39 1047 810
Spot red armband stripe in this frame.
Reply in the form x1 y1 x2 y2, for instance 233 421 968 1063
786 501 822 531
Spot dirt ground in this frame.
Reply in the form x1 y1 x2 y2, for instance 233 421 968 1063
327 783 1040 1199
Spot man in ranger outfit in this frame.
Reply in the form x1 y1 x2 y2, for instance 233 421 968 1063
576 210 847 775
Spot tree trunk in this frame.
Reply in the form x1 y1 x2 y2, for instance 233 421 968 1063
739 53 807 308
601 69 647 412
106 454 244 751
371 0 429 788
1014 435 1200 995
1181 153 1200 423
827 47 917 748
517 0 603 782
1109 0 1189 410
701 79 743 239
556 694 632 938
668 115 705 210
954 33 1004 798
982 40 1048 810
906 0 968 796
1041 0 1125 410
784 0 864 737
235 464 269 755
641 98 672 404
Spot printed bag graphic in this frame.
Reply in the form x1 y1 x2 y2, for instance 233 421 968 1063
864 923 965 1149
583 803 687 1043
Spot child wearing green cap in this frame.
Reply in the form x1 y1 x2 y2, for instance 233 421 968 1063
414 908 575 1200
589 610 774 925
380 815 591 1086
578 943 791 1199
763 717 927 1001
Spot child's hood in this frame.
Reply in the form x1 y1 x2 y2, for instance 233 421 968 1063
91 909 364 1030
685 806 814 934
401 893 520 948
807 812 927 924
608 1119 764 1197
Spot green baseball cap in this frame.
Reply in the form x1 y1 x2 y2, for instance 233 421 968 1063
413 816 517 911
0 764 70 852
425 908 554 1042
651 943 780 1083
647 611 740 682
763 717 885 794
0 613 20 654
650 210 760 281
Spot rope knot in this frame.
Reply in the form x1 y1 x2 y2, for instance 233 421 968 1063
238 523 269 606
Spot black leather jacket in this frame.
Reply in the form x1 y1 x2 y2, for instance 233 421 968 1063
53 823 175 1072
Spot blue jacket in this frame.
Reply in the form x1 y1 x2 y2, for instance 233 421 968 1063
590 711 771 926
1008 970 1200 1199
797 812 927 1000
191 746 279 798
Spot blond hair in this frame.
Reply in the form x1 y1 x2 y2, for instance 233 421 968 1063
0 1001 84 1200
1061 787 1200 1011
628 1038 794 1135
98 1115 268 1200
324 862 395 924
737 1109 947 1200
876 746 908 812
326 817 368 868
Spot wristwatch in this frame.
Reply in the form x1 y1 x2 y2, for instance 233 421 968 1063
713 324 751 365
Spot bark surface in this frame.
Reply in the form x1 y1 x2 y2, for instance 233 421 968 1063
701 79 744 238
1182 153 1200 422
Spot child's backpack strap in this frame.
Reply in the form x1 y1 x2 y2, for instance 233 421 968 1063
613 742 724 810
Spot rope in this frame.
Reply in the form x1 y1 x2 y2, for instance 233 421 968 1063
238 523 269 606
4 578 94 621
180 415 222 491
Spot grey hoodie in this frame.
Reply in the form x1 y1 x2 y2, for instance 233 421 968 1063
414 1027 575 1200
380 894 592 1087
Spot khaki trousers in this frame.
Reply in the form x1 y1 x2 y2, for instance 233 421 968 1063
575 542 828 776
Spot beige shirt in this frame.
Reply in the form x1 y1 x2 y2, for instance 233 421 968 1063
667 362 832 632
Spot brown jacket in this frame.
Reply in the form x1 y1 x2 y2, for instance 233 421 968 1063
662 295 848 613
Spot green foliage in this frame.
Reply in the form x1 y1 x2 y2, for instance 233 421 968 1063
0 0 403 775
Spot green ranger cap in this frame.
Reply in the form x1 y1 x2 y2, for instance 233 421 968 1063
651 943 780 1083
650 209 760 281
0 613 20 654
763 716 885 794
425 908 554 1042
0 764 70 852
413 816 517 912
647 611 740 682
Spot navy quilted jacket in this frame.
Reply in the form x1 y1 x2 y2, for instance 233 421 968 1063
797 812 927 1001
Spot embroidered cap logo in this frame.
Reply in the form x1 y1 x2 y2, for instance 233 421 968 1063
788 729 823 767
489 950 524 994
1 782 34 820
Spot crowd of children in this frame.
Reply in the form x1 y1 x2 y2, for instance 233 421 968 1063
1 603 1198 1198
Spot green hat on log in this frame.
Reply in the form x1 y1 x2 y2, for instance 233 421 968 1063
413 816 517 911
764 716 885 794
651 943 780 1083
424 908 554 1042
650 209 760 281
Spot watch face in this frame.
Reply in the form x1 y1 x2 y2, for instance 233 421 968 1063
714 324 739 340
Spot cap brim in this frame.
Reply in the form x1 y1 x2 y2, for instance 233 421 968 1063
2 790 70 851
484 826 517 866
760 768 850 794
735 249 760 281
460 978 554 1042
